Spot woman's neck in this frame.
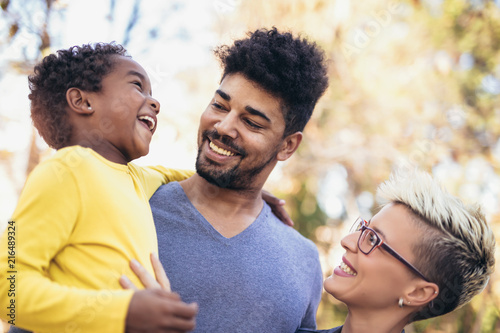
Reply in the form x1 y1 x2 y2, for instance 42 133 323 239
341 308 408 333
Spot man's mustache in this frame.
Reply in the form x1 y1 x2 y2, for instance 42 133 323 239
202 130 247 157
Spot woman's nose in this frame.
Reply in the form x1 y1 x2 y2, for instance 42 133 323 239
340 232 359 253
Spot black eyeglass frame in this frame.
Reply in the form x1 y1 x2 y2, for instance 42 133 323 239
354 218 431 283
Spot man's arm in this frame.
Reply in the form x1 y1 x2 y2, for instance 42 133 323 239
299 248 324 329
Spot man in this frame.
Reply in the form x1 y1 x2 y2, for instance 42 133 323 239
144 27 329 332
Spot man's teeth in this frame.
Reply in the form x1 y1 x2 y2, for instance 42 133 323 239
138 115 155 130
209 141 235 156
340 262 357 276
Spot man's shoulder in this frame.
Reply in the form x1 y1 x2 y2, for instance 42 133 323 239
296 326 342 333
262 203 319 253
151 181 181 197
150 181 185 211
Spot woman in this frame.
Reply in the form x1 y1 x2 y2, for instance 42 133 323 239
298 170 495 333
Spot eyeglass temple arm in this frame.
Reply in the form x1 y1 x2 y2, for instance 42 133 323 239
380 243 430 282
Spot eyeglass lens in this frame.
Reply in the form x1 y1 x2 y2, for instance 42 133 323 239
358 229 379 254
350 218 364 233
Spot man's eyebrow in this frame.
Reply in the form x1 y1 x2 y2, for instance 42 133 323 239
245 106 271 123
216 89 230 101
215 89 271 123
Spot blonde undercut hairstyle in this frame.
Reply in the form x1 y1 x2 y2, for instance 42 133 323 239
376 169 495 322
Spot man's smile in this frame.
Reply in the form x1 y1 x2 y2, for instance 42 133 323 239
209 141 235 156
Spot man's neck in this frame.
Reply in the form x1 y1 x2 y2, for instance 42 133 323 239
179 174 264 238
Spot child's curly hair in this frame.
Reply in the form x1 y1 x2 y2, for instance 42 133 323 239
29 42 128 149
214 27 329 137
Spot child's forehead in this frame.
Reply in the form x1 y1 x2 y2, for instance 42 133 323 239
110 56 148 78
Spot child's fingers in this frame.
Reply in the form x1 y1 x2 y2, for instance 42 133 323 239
150 252 171 292
130 259 161 289
119 275 138 290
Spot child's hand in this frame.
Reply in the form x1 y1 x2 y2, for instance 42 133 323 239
120 253 171 291
125 289 198 333
121 253 198 332
262 190 294 227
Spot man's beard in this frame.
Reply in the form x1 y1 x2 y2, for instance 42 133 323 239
196 130 278 191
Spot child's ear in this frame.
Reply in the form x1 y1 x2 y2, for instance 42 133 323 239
277 132 302 161
66 88 94 115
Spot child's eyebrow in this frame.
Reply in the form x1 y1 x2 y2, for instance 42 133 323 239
127 70 146 80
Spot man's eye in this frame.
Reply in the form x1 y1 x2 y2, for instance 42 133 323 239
211 102 226 111
245 119 263 129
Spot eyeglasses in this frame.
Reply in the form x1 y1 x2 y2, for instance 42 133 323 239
352 217 431 282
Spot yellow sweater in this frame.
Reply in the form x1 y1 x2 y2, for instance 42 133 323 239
0 146 193 332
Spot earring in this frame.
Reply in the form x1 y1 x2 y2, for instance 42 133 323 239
398 297 404 308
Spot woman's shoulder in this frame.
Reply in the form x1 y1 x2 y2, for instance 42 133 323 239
296 326 343 333
296 326 404 333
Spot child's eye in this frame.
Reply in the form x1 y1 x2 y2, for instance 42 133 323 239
133 81 143 89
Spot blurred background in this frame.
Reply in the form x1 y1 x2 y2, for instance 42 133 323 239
1 0 499 331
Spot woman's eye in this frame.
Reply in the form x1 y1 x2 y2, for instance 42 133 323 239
368 234 377 246
133 81 143 89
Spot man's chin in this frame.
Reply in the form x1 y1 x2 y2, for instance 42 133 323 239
196 168 234 189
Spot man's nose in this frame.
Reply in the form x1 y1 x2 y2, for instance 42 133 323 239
214 112 238 139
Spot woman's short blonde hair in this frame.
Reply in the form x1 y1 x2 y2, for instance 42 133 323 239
376 169 495 321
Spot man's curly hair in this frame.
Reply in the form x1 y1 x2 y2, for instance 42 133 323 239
29 42 128 149
214 27 328 137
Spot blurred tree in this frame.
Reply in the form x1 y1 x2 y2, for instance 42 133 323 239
0 0 60 176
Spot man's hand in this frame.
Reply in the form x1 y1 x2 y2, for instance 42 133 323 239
120 253 198 333
262 190 294 226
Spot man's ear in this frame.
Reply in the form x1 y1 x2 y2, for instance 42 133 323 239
405 281 439 308
277 132 303 161
66 88 94 115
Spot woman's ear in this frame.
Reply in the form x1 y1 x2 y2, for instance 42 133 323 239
405 282 439 308
277 132 303 161
66 88 94 115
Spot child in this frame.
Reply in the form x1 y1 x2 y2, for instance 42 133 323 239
0 43 198 332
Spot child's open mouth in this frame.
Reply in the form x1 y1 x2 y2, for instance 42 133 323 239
137 115 156 132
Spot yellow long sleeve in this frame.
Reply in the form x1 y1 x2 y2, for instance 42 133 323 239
0 146 192 332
